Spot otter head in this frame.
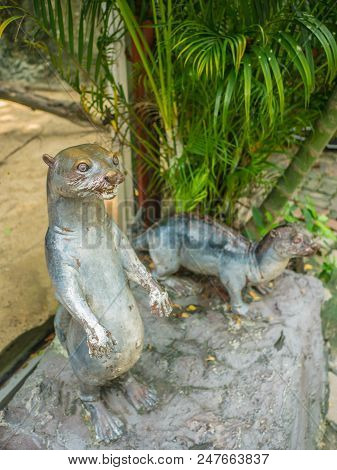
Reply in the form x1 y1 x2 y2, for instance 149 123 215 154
42 143 125 200
264 223 319 258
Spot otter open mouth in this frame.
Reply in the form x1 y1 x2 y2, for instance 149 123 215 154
305 246 318 256
101 185 119 200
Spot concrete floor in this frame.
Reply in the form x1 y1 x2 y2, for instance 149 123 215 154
0 93 107 353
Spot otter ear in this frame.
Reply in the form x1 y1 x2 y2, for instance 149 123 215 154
42 154 55 168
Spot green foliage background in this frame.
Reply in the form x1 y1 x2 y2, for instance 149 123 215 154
1 0 337 222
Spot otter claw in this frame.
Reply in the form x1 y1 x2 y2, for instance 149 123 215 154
87 327 117 359
150 289 172 318
122 378 158 412
84 401 124 443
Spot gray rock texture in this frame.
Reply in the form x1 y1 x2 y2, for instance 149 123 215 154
0 271 328 450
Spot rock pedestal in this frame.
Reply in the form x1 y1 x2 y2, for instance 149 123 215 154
0 271 328 449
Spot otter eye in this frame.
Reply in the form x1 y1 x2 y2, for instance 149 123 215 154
77 162 89 172
112 155 119 166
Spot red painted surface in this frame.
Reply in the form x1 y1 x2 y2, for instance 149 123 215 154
129 20 160 224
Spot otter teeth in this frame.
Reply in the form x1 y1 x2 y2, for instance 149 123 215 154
102 185 118 199
105 185 117 193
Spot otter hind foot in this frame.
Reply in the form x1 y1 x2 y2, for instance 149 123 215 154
120 374 157 412
254 283 273 296
83 400 124 443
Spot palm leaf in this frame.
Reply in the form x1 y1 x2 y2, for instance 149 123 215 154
222 69 237 130
33 0 41 17
67 0 74 55
55 0 65 46
0 15 23 38
254 46 274 120
175 20 246 78
78 9 84 65
213 83 224 127
243 55 252 125
267 49 284 116
47 0 56 38
39 0 48 26
296 13 337 82
86 1 97 73
278 32 314 104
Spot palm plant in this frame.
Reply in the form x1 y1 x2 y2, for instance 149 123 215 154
169 0 337 218
1 0 337 223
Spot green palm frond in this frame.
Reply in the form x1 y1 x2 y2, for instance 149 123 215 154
277 31 314 105
295 12 337 83
243 55 252 126
174 5 337 117
6 1 121 101
0 14 23 37
175 21 246 77
174 166 209 213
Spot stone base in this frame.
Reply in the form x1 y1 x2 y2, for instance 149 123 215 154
0 271 328 450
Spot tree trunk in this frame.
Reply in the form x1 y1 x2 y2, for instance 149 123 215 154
246 85 337 236
0 83 104 129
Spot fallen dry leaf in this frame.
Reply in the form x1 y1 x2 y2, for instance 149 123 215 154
233 315 242 325
186 304 197 312
205 355 216 362
172 303 182 309
248 290 261 301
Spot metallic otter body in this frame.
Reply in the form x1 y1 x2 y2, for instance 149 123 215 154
46 216 144 385
133 215 318 315
44 144 171 442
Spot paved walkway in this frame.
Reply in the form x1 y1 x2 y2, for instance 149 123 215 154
300 151 337 226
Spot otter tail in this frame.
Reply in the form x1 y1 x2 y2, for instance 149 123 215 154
132 230 149 251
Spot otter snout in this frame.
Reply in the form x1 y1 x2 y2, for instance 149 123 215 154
308 240 320 254
104 170 125 186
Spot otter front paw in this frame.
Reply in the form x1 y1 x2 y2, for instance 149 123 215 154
232 302 250 316
149 288 172 318
87 326 117 359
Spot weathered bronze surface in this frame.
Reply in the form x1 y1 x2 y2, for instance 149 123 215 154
133 215 319 315
43 144 171 443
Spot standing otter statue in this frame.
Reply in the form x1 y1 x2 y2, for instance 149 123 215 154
43 144 172 443
133 215 318 316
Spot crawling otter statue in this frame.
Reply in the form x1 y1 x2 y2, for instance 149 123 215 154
43 144 171 443
133 215 318 315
